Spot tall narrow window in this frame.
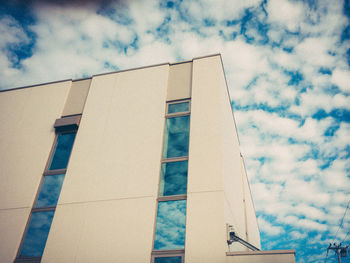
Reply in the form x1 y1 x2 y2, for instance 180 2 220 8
159 160 188 196
152 99 190 263
48 133 76 170
15 118 78 263
154 200 187 250
162 116 190 159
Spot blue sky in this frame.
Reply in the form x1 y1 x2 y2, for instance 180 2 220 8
0 0 349 262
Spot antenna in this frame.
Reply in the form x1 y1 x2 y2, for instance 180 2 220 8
327 243 349 263
226 224 260 251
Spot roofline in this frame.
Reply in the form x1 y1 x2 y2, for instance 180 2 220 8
193 53 221 60
0 54 222 93
170 60 192 65
0 79 73 93
72 77 92 82
92 62 170 78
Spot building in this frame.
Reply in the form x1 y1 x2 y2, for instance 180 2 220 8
0 54 295 263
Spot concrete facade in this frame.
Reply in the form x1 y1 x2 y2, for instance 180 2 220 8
0 54 295 263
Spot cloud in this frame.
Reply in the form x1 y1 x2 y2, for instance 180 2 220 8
292 204 327 220
289 231 307 239
0 15 30 78
282 215 327 231
296 219 328 231
266 0 305 32
258 217 285 236
12 0 119 6
320 159 350 192
331 68 350 93
295 37 337 68
0 15 29 48
180 0 262 23
264 176 329 209
222 39 270 90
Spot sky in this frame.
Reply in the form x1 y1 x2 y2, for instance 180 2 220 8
0 0 349 262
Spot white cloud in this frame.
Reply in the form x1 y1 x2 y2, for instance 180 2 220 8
181 0 262 23
269 48 300 71
222 39 270 91
266 0 305 32
331 68 350 93
290 231 307 239
295 37 337 68
258 217 285 236
320 159 350 191
285 216 327 231
299 0 348 38
0 15 29 49
289 88 350 117
0 16 30 83
127 0 166 36
283 178 330 207
292 204 327 220
297 220 327 232
236 110 300 138
319 122 350 160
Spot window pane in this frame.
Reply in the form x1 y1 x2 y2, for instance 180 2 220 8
19 211 55 257
168 102 189 114
154 200 186 250
162 116 190 159
49 132 76 170
34 174 65 208
155 256 182 263
159 161 188 196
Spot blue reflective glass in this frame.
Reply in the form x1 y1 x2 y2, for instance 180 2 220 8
34 174 65 208
159 161 188 196
154 200 186 250
168 102 189 114
49 132 76 170
155 256 182 263
162 116 190 159
19 211 55 257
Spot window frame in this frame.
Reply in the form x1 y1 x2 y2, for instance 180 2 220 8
165 98 191 117
151 99 191 262
152 199 187 251
160 99 190 200
45 130 77 172
151 250 185 263
163 99 190 153
162 115 191 160
162 99 191 198
14 118 79 263
157 194 187 202
158 159 188 198
162 99 191 172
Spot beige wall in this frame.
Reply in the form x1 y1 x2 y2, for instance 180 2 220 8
218 57 247 242
167 62 192 101
241 156 261 248
0 81 71 262
62 78 91 116
185 192 227 263
186 55 260 262
42 65 169 262
186 55 226 263
185 55 254 262
0 208 31 262
42 198 156 263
